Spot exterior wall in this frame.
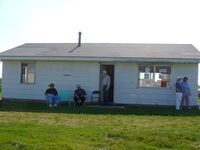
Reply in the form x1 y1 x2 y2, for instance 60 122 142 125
114 62 198 106
172 63 198 106
2 61 100 101
2 60 198 106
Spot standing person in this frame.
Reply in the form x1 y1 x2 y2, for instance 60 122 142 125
175 77 183 110
102 70 110 105
181 77 192 109
73 84 87 106
45 83 61 107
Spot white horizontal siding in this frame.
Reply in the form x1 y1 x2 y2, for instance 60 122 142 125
172 63 198 106
114 62 198 106
2 60 198 106
2 61 100 101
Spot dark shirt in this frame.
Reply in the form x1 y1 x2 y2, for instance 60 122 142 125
45 88 58 96
74 88 86 96
175 82 182 93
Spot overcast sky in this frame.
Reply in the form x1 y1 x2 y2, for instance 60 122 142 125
0 0 200 82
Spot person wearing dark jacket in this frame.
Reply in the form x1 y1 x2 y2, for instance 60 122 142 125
175 77 183 110
73 84 86 106
45 83 61 107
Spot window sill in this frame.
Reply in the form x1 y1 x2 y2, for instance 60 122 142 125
20 83 36 85
136 87 172 89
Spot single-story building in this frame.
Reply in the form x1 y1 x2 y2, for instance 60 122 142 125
1 39 200 106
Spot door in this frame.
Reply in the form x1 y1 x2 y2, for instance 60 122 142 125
100 64 115 103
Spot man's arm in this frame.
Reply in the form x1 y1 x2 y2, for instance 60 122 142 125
44 89 48 95
107 75 110 91
176 88 180 92
54 89 59 95
82 89 86 96
175 83 180 92
74 90 77 96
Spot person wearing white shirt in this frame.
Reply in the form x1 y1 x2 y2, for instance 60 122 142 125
102 71 110 105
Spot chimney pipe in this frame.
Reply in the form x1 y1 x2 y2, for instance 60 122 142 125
78 32 82 47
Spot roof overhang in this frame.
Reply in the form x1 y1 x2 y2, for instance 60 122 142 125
0 56 200 63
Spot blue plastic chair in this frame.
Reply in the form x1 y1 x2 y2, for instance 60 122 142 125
60 91 74 106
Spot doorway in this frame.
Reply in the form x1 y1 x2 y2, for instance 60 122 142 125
100 64 115 103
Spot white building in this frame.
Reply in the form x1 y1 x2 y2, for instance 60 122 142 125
0 41 200 106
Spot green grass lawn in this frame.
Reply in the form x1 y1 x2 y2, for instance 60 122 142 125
0 101 200 150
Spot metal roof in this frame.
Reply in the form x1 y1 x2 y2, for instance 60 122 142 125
0 43 200 61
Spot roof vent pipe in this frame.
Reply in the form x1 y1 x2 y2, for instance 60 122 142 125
78 32 82 47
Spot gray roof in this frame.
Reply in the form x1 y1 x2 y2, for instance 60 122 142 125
0 43 200 61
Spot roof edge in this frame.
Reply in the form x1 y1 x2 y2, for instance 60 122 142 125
0 56 200 63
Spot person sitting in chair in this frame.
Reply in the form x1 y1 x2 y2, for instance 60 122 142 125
73 84 86 106
45 83 61 107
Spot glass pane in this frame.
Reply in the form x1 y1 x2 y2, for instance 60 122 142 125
155 66 171 87
21 64 28 83
139 65 154 87
21 63 35 84
28 73 35 83
21 74 26 83
28 63 35 73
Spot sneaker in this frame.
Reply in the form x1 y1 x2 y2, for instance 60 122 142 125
49 104 52 107
54 104 57 107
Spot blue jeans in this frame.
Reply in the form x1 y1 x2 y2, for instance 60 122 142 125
103 85 109 105
47 94 61 106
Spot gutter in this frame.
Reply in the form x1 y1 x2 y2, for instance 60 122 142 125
0 56 200 63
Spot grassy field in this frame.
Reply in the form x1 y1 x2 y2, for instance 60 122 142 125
0 101 200 150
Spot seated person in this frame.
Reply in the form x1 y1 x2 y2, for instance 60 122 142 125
73 84 86 106
45 83 61 107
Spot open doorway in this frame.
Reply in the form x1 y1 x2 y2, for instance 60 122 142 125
100 64 115 103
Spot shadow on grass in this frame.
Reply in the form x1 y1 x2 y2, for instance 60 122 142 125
0 100 200 116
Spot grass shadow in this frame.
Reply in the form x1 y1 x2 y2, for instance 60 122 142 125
0 100 200 116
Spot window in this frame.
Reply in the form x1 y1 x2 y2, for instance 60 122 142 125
21 63 35 84
138 65 171 88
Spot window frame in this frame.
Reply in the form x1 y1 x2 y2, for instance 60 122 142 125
20 63 36 84
137 64 172 88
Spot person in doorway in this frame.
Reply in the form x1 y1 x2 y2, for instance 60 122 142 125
73 84 87 106
102 70 110 105
175 77 183 110
181 77 192 109
45 83 61 107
